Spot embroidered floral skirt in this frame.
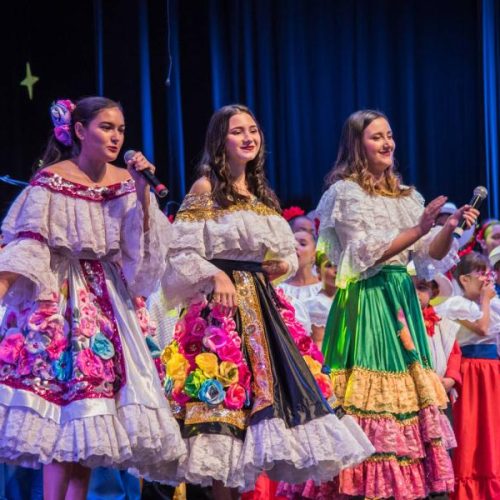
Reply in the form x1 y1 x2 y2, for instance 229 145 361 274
0 258 185 477
160 259 374 491
286 265 455 500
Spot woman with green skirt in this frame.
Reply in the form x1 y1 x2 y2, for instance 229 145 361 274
315 110 478 499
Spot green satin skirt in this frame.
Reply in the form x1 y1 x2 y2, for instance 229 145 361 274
323 265 432 373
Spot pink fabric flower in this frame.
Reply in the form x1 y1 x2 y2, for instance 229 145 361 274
171 388 191 406
315 373 334 399
27 302 59 331
102 360 115 382
17 349 34 376
187 317 208 338
76 317 98 338
0 332 25 364
78 289 93 306
179 338 203 361
134 296 147 309
184 302 206 322
76 348 104 380
81 303 98 320
224 383 246 410
218 342 243 364
203 326 230 352
295 335 313 355
238 363 252 391
46 332 69 361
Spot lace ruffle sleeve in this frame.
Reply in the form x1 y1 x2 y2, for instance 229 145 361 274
0 185 58 305
162 193 298 307
120 192 172 297
162 194 225 307
411 201 459 280
316 181 398 288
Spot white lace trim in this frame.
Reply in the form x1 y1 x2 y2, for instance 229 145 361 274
316 181 458 287
153 413 374 490
0 403 186 474
278 282 323 302
1 186 171 298
163 209 298 307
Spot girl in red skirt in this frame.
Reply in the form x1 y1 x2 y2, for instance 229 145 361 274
437 252 500 499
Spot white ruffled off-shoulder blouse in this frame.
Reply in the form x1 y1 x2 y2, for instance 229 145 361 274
315 180 459 288
0 170 172 305
162 192 298 307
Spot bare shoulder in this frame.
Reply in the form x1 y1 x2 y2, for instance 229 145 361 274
189 177 212 195
106 164 132 183
40 160 73 176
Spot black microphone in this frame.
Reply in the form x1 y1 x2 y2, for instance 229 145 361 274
124 150 168 198
453 186 488 239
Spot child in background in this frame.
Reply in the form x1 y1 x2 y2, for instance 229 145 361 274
408 263 462 397
304 251 337 350
437 252 500 500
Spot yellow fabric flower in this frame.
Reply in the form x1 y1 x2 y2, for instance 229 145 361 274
161 342 179 365
303 354 322 375
195 352 219 378
217 361 239 387
166 352 190 383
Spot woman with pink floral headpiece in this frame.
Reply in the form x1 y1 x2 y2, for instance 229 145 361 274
0 96 185 499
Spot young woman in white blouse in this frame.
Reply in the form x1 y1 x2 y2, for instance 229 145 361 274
315 109 478 499
0 97 185 499
160 104 373 499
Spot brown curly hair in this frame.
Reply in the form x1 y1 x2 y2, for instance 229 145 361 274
198 104 281 211
325 109 412 198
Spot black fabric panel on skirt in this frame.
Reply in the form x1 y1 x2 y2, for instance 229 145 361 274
210 259 332 429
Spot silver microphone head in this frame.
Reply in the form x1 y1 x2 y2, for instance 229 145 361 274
473 186 488 199
124 149 136 163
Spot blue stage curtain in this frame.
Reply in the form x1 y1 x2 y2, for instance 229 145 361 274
196 0 487 210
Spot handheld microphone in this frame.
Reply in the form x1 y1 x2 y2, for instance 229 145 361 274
453 186 488 239
124 150 168 198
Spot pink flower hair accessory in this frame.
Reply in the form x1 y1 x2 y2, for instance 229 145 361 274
50 99 76 147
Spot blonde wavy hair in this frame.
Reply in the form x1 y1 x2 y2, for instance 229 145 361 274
325 109 412 197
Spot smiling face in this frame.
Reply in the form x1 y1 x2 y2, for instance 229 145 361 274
225 112 261 168
75 107 125 163
362 117 395 177
319 259 337 289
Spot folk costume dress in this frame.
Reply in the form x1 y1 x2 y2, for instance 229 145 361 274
437 295 500 500
0 170 185 479
315 180 458 499
159 191 374 491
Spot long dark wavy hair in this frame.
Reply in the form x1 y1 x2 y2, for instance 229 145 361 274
197 104 281 212
36 96 123 170
325 109 412 197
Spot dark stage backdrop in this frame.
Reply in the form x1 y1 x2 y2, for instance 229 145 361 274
1 0 499 219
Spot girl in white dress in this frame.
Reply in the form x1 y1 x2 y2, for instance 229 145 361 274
160 104 374 499
436 251 500 500
304 251 337 350
279 231 322 302
0 97 185 499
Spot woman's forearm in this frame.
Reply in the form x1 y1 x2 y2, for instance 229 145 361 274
428 224 454 260
375 226 424 265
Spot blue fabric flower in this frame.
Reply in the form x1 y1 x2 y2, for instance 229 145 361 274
145 335 161 359
321 364 332 375
198 379 225 406
52 351 72 381
90 332 115 360
164 375 174 396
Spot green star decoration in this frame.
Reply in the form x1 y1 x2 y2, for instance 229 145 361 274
20 62 39 100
